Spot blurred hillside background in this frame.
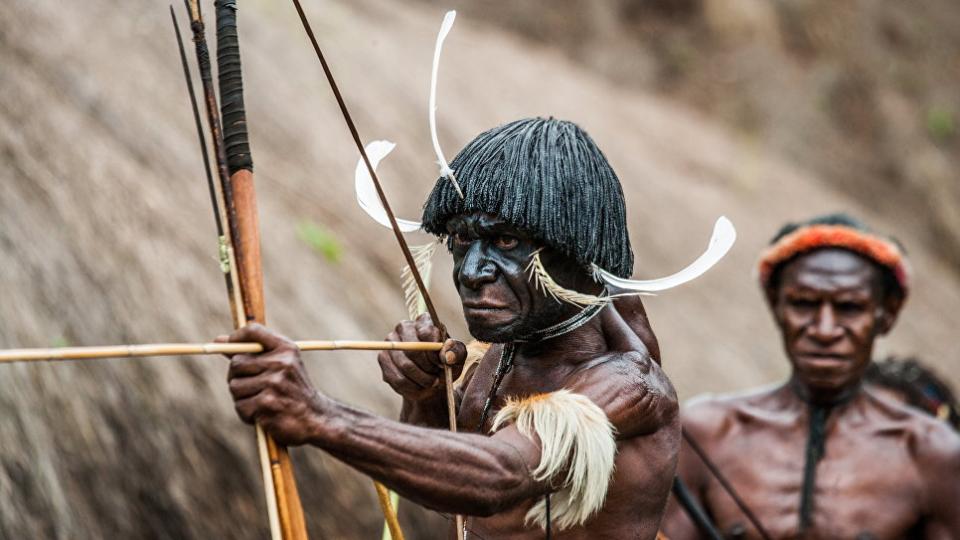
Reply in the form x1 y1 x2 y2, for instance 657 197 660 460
0 0 957 537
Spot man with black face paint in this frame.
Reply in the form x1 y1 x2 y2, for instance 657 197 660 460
662 214 960 539
221 118 683 538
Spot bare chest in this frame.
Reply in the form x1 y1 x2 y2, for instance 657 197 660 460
703 427 925 539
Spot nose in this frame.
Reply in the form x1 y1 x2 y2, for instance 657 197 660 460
809 302 843 342
458 243 497 290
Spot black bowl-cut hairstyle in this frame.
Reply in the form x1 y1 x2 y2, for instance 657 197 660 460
421 117 634 278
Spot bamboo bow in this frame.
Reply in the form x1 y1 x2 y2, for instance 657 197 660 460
175 1 309 537
179 1 447 537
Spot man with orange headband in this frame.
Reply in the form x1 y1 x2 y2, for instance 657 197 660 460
662 214 960 539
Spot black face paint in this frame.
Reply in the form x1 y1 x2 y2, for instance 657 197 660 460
447 212 597 343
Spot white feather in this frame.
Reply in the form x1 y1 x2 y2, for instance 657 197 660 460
429 11 463 198
594 216 736 293
354 140 422 232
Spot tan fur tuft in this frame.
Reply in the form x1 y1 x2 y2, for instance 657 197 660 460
400 241 440 319
492 390 617 531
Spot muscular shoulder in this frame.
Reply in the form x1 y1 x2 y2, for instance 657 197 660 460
682 384 786 440
566 351 678 439
883 402 960 509
895 405 960 475
864 389 960 462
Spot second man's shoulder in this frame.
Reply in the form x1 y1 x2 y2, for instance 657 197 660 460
681 384 785 438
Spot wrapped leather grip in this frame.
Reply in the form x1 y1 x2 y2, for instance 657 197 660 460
215 0 253 173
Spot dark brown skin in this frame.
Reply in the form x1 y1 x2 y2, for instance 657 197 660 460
223 212 679 539
662 248 960 539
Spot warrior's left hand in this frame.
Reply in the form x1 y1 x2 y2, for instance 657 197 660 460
219 323 322 446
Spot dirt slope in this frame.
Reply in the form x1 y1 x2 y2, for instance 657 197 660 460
0 0 957 537
424 0 960 273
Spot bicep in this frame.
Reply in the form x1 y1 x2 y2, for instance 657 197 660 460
489 390 620 530
489 422 544 479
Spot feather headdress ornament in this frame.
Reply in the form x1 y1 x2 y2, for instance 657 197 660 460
352 14 737 306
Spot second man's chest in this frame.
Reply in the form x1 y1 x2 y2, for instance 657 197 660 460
704 435 924 538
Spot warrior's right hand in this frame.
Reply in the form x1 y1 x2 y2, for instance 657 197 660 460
378 313 466 402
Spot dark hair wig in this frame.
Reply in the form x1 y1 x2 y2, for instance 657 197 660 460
421 117 634 278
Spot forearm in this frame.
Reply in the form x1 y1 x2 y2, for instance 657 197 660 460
312 397 539 515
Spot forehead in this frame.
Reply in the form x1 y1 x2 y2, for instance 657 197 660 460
780 248 879 293
446 212 517 232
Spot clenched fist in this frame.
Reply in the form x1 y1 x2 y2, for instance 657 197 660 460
378 313 466 402
219 324 323 446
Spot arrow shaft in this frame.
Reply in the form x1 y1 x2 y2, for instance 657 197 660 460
0 340 444 363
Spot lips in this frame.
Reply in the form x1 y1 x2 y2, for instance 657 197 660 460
797 352 851 361
461 300 509 311
461 298 514 330
795 352 853 374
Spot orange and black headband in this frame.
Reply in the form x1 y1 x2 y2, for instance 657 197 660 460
757 224 911 293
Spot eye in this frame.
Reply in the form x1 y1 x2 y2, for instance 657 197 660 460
835 301 866 314
452 232 472 247
494 235 519 250
787 298 817 310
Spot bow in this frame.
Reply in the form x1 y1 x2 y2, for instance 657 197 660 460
189 1 436 537
180 1 309 538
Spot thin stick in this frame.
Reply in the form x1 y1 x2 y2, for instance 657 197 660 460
256 423 283 540
374 481 405 540
171 6 222 238
184 0 250 322
170 4 242 329
288 0 438 326
0 341 444 364
671 476 723 540
682 428 773 540
287 3 461 534
444 367 464 538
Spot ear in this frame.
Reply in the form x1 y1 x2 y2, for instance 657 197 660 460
876 291 905 335
764 284 782 318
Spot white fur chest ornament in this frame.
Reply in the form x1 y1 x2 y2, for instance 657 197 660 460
491 390 617 531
